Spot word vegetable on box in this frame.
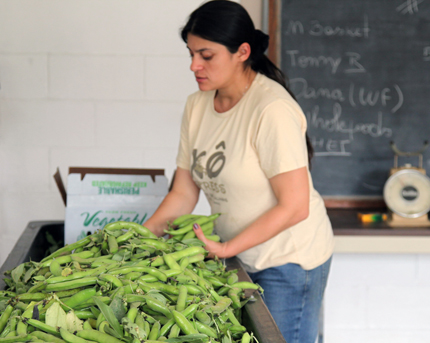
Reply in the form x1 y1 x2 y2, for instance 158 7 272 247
63 168 168 244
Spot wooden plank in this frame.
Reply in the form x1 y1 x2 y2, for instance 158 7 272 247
267 0 279 66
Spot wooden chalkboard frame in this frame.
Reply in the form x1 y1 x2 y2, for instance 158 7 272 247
267 0 386 208
267 0 281 67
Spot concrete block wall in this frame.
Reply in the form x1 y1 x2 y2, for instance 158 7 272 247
0 0 213 264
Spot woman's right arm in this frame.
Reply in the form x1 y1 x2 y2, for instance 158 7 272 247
143 167 200 237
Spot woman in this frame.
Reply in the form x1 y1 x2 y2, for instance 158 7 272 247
144 1 335 342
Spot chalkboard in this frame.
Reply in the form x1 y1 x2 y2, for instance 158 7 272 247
280 0 430 196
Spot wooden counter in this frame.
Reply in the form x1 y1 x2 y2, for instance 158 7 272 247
328 209 430 253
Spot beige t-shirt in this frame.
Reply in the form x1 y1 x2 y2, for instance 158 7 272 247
176 73 334 272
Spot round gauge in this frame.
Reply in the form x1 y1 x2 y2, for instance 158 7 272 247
383 169 430 218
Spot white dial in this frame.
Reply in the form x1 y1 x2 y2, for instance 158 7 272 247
383 169 430 218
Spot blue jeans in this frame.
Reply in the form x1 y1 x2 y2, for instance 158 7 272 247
248 256 332 343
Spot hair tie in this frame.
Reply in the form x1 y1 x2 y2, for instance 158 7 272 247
253 29 269 57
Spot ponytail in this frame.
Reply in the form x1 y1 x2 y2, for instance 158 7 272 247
181 0 314 168
249 30 314 168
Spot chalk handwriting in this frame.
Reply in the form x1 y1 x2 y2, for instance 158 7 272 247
396 0 424 15
348 83 404 113
291 78 403 113
285 50 341 74
311 137 352 156
306 103 392 141
344 52 366 73
285 50 365 74
286 16 370 38
309 16 370 38
290 78 345 102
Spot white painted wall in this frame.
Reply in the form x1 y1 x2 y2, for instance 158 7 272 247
324 253 430 342
0 0 210 262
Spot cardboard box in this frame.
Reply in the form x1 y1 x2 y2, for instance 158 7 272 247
54 167 168 244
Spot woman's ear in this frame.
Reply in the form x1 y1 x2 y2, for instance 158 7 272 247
237 42 251 62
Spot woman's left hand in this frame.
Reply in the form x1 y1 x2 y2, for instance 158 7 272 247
193 223 229 259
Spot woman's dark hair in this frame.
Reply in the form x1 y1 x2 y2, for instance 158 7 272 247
180 0 314 167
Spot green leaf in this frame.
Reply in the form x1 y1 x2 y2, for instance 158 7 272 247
0 300 8 312
146 292 168 306
45 231 58 246
46 302 68 330
109 295 126 322
166 334 210 343
15 282 28 294
103 326 124 340
93 296 123 338
24 267 37 284
181 239 206 247
11 264 25 284
221 332 232 343
32 275 45 282
66 310 84 332
3 278 15 291
122 317 147 341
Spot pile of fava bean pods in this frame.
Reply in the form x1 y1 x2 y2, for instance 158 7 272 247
0 217 263 343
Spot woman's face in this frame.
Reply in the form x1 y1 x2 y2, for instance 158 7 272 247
186 34 244 92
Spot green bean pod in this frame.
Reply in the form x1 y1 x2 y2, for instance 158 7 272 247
76 329 123 343
176 285 188 312
63 288 97 309
206 235 221 242
227 273 239 285
241 332 251 343
15 320 27 336
26 318 60 336
49 259 63 277
98 274 122 288
168 324 181 338
208 297 232 314
40 255 72 268
163 254 181 270
139 239 170 251
195 311 212 326
171 310 198 335
172 214 203 227
148 321 161 340
46 267 107 284
45 277 98 292
0 304 13 335
59 327 90 343
40 236 91 263
116 230 135 244
104 221 157 239
0 334 31 342
228 325 247 333
229 281 262 291
195 320 218 338
107 235 119 254
16 292 47 302
228 287 242 309
183 284 204 295
31 330 66 343
144 296 172 319
114 266 167 282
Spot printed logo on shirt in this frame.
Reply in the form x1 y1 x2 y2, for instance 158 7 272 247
191 141 228 204
191 141 226 179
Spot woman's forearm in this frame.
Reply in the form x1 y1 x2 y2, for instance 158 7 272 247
223 167 310 258
143 167 200 236
223 202 309 258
